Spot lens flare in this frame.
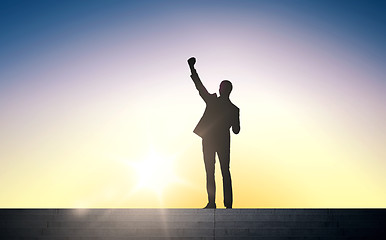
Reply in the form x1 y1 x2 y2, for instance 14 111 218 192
129 149 180 196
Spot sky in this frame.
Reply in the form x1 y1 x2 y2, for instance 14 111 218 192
0 0 385 208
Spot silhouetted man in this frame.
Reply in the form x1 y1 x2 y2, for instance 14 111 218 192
188 57 240 209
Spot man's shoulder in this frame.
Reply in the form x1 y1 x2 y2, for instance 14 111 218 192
229 101 239 111
207 93 217 101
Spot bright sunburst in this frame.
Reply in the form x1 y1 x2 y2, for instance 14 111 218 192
129 148 180 196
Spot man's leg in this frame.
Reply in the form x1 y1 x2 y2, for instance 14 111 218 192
202 139 216 206
218 146 233 208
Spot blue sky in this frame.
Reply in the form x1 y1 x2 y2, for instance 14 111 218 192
1 0 385 74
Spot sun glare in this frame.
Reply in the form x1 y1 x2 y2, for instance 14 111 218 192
129 149 180 196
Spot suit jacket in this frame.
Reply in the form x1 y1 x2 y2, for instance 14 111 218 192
191 71 240 141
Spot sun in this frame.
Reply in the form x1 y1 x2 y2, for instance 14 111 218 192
129 149 180 196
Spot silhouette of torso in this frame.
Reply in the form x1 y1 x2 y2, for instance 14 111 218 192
194 93 239 147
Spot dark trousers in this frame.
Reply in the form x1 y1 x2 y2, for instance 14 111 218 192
202 137 233 208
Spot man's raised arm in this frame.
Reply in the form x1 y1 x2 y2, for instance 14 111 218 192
188 57 210 101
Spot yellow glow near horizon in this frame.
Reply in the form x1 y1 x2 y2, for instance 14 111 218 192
128 149 180 196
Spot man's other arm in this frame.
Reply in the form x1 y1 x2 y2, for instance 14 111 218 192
232 108 240 134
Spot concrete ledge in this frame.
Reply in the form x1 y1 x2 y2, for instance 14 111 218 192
1 209 385 239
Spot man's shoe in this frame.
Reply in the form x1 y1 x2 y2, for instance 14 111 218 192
226 206 232 209
203 203 216 209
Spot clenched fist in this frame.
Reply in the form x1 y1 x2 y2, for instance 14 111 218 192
188 57 196 67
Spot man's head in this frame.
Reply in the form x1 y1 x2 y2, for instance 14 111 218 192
219 80 233 97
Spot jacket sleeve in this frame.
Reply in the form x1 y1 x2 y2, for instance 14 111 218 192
232 107 240 134
191 69 211 103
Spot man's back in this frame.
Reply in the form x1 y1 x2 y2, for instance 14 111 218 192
194 95 239 141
